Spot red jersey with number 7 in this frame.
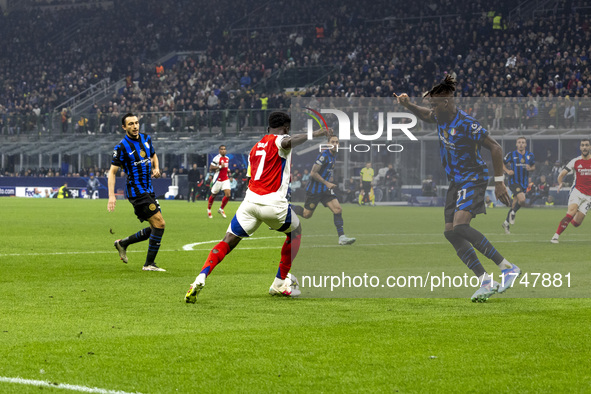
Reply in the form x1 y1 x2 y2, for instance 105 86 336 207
245 134 291 204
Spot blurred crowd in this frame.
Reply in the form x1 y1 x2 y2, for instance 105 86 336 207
1 0 591 132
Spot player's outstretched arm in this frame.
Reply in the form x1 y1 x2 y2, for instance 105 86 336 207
393 93 436 123
483 135 511 206
281 128 332 150
107 164 119 212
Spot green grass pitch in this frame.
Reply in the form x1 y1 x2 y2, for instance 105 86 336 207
1 198 590 393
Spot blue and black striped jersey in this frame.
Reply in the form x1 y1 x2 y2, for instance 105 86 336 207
504 150 535 188
436 109 489 184
111 133 155 198
306 149 336 194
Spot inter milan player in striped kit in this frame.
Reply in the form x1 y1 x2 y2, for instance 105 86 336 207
502 137 535 234
107 113 166 271
551 139 591 243
395 76 521 302
207 145 231 219
185 112 330 302
292 135 356 245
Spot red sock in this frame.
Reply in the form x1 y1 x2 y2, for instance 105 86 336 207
571 218 581 227
221 196 229 209
207 195 215 209
277 233 302 279
556 214 573 235
199 241 230 277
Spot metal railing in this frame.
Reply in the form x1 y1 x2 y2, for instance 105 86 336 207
2 98 591 139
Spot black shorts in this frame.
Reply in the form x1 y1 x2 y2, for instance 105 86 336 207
304 190 338 211
509 183 526 197
444 181 487 224
362 181 372 193
128 193 161 222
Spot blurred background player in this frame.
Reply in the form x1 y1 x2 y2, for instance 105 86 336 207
502 137 535 234
551 139 591 243
359 162 375 205
292 135 356 245
207 145 231 218
187 163 201 203
395 76 521 302
86 172 100 199
108 113 166 272
185 112 330 302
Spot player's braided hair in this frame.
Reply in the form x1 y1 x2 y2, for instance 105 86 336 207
425 75 456 97
268 111 291 128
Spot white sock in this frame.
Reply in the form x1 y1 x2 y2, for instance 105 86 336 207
273 277 285 287
498 259 512 270
193 273 206 286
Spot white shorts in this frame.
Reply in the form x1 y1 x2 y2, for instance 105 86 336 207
227 201 300 238
568 188 591 215
211 179 231 195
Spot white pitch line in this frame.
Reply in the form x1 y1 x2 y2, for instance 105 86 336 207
0 376 143 394
182 236 284 250
0 237 588 258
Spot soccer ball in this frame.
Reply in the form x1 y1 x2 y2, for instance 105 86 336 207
287 273 300 291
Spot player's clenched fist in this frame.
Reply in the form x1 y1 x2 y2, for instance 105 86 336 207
393 93 410 107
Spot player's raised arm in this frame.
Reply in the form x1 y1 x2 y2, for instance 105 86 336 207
482 135 511 206
394 93 436 124
107 164 119 212
281 127 332 150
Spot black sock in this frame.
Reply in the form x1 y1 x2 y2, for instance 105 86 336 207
334 213 345 237
506 208 512 222
444 230 485 277
454 224 504 265
292 205 304 216
145 227 164 266
120 227 151 248
513 202 521 212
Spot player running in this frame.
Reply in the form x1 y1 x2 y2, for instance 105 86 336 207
551 139 591 243
292 135 356 245
108 113 166 271
502 137 535 234
207 145 231 218
185 112 330 302
395 75 521 302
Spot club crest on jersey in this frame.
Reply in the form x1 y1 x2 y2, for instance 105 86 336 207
521 158 525 164
140 151 146 158
149 204 156 211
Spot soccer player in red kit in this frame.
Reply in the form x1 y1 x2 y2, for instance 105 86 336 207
207 145 231 218
185 112 330 302
551 139 591 243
